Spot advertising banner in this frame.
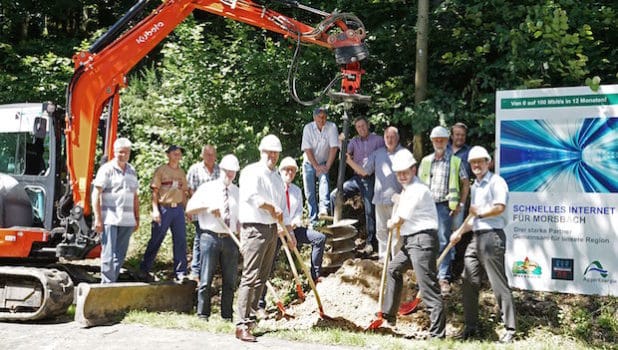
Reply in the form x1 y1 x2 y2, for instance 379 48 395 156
496 85 618 296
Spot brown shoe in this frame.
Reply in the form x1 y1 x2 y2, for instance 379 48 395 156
235 327 257 342
439 279 451 296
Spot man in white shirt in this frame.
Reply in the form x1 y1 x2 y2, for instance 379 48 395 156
186 154 240 323
186 144 220 280
381 149 445 339
235 135 291 342
301 106 339 226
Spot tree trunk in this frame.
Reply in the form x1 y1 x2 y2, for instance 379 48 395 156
413 0 429 161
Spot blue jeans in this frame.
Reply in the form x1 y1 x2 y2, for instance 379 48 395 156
330 175 375 247
293 226 326 280
302 161 330 224
436 202 454 280
140 205 187 277
197 229 239 320
190 221 201 276
100 225 133 283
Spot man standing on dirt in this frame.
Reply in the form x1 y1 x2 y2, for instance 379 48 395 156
186 154 240 322
450 146 516 343
343 126 402 260
301 106 339 227
235 135 290 342
331 116 384 255
418 126 469 295
382 148 445 338
186 145 220 281
448 122 472 282
92 137 139 283
140 145 189 281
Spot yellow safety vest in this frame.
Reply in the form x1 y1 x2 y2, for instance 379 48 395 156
418 154 462 210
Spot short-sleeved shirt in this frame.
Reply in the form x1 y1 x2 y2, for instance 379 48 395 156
364 145 403 205
471 171 509 230
394 177 438 236
186 162 220 192
92 160 138 226
151 164 187 205
347 133 384 169
301 121 339 165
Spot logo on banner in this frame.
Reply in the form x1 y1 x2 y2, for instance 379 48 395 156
512 257 542 277
551 258 574 281
584 261 608 278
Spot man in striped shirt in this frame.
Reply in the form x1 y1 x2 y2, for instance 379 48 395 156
92 137 139 283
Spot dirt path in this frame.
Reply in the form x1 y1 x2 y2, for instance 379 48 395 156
0 320 356 350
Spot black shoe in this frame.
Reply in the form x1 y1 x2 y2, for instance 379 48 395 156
499 329 516 343
455 327 478 341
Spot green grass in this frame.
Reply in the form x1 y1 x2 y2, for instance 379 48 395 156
122 310 599 350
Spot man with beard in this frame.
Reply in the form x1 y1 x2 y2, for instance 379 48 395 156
235 135 290 342
418 126 469 295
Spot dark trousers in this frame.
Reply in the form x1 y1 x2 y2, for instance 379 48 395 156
382 230 445 338
330 175 376 248
196 229 239 320
140 205 187 276
258 226 326 309
462 229 516 331
236 223 278 328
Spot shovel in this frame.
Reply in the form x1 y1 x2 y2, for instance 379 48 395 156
398 214 474 316
366 225 396 330
216 217 293 317
278 232 306 301
278 220 331 319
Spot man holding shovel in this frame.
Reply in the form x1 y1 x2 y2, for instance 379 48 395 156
450 146 516 343
380 148 445 339
235 135 290 342
185 154 240 323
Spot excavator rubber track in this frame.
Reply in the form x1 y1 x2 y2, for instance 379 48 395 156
0 266 74 321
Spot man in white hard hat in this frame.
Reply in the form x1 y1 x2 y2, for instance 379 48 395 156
418 125 470 295
301 106 339 226
450 146 516 343
186 144 220 281
381 148 445 338
235 135 290 342
186 154 240 323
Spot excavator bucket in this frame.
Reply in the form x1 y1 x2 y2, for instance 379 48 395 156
74 280 196 327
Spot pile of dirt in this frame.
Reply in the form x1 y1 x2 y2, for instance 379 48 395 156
260 257 447 339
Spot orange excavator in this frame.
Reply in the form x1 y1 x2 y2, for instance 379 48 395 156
0 0 368 321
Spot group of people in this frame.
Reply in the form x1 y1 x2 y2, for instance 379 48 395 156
91 111 516 343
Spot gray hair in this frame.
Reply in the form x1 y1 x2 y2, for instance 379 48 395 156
113 137 132 151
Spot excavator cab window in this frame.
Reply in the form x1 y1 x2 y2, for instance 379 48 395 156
0 132 27 175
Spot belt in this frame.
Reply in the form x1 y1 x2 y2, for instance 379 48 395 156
242 222 277 229
205 230 229 239
403 228 436 238
473 228 502 235
159 202 181 208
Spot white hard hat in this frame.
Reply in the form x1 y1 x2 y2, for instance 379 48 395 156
278 156 298 171
391 148 417 172
468 146 492 161
258 134 282 152
219 154 240 171
430 126 450 139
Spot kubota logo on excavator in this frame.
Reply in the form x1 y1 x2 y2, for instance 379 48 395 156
136 22 165 44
